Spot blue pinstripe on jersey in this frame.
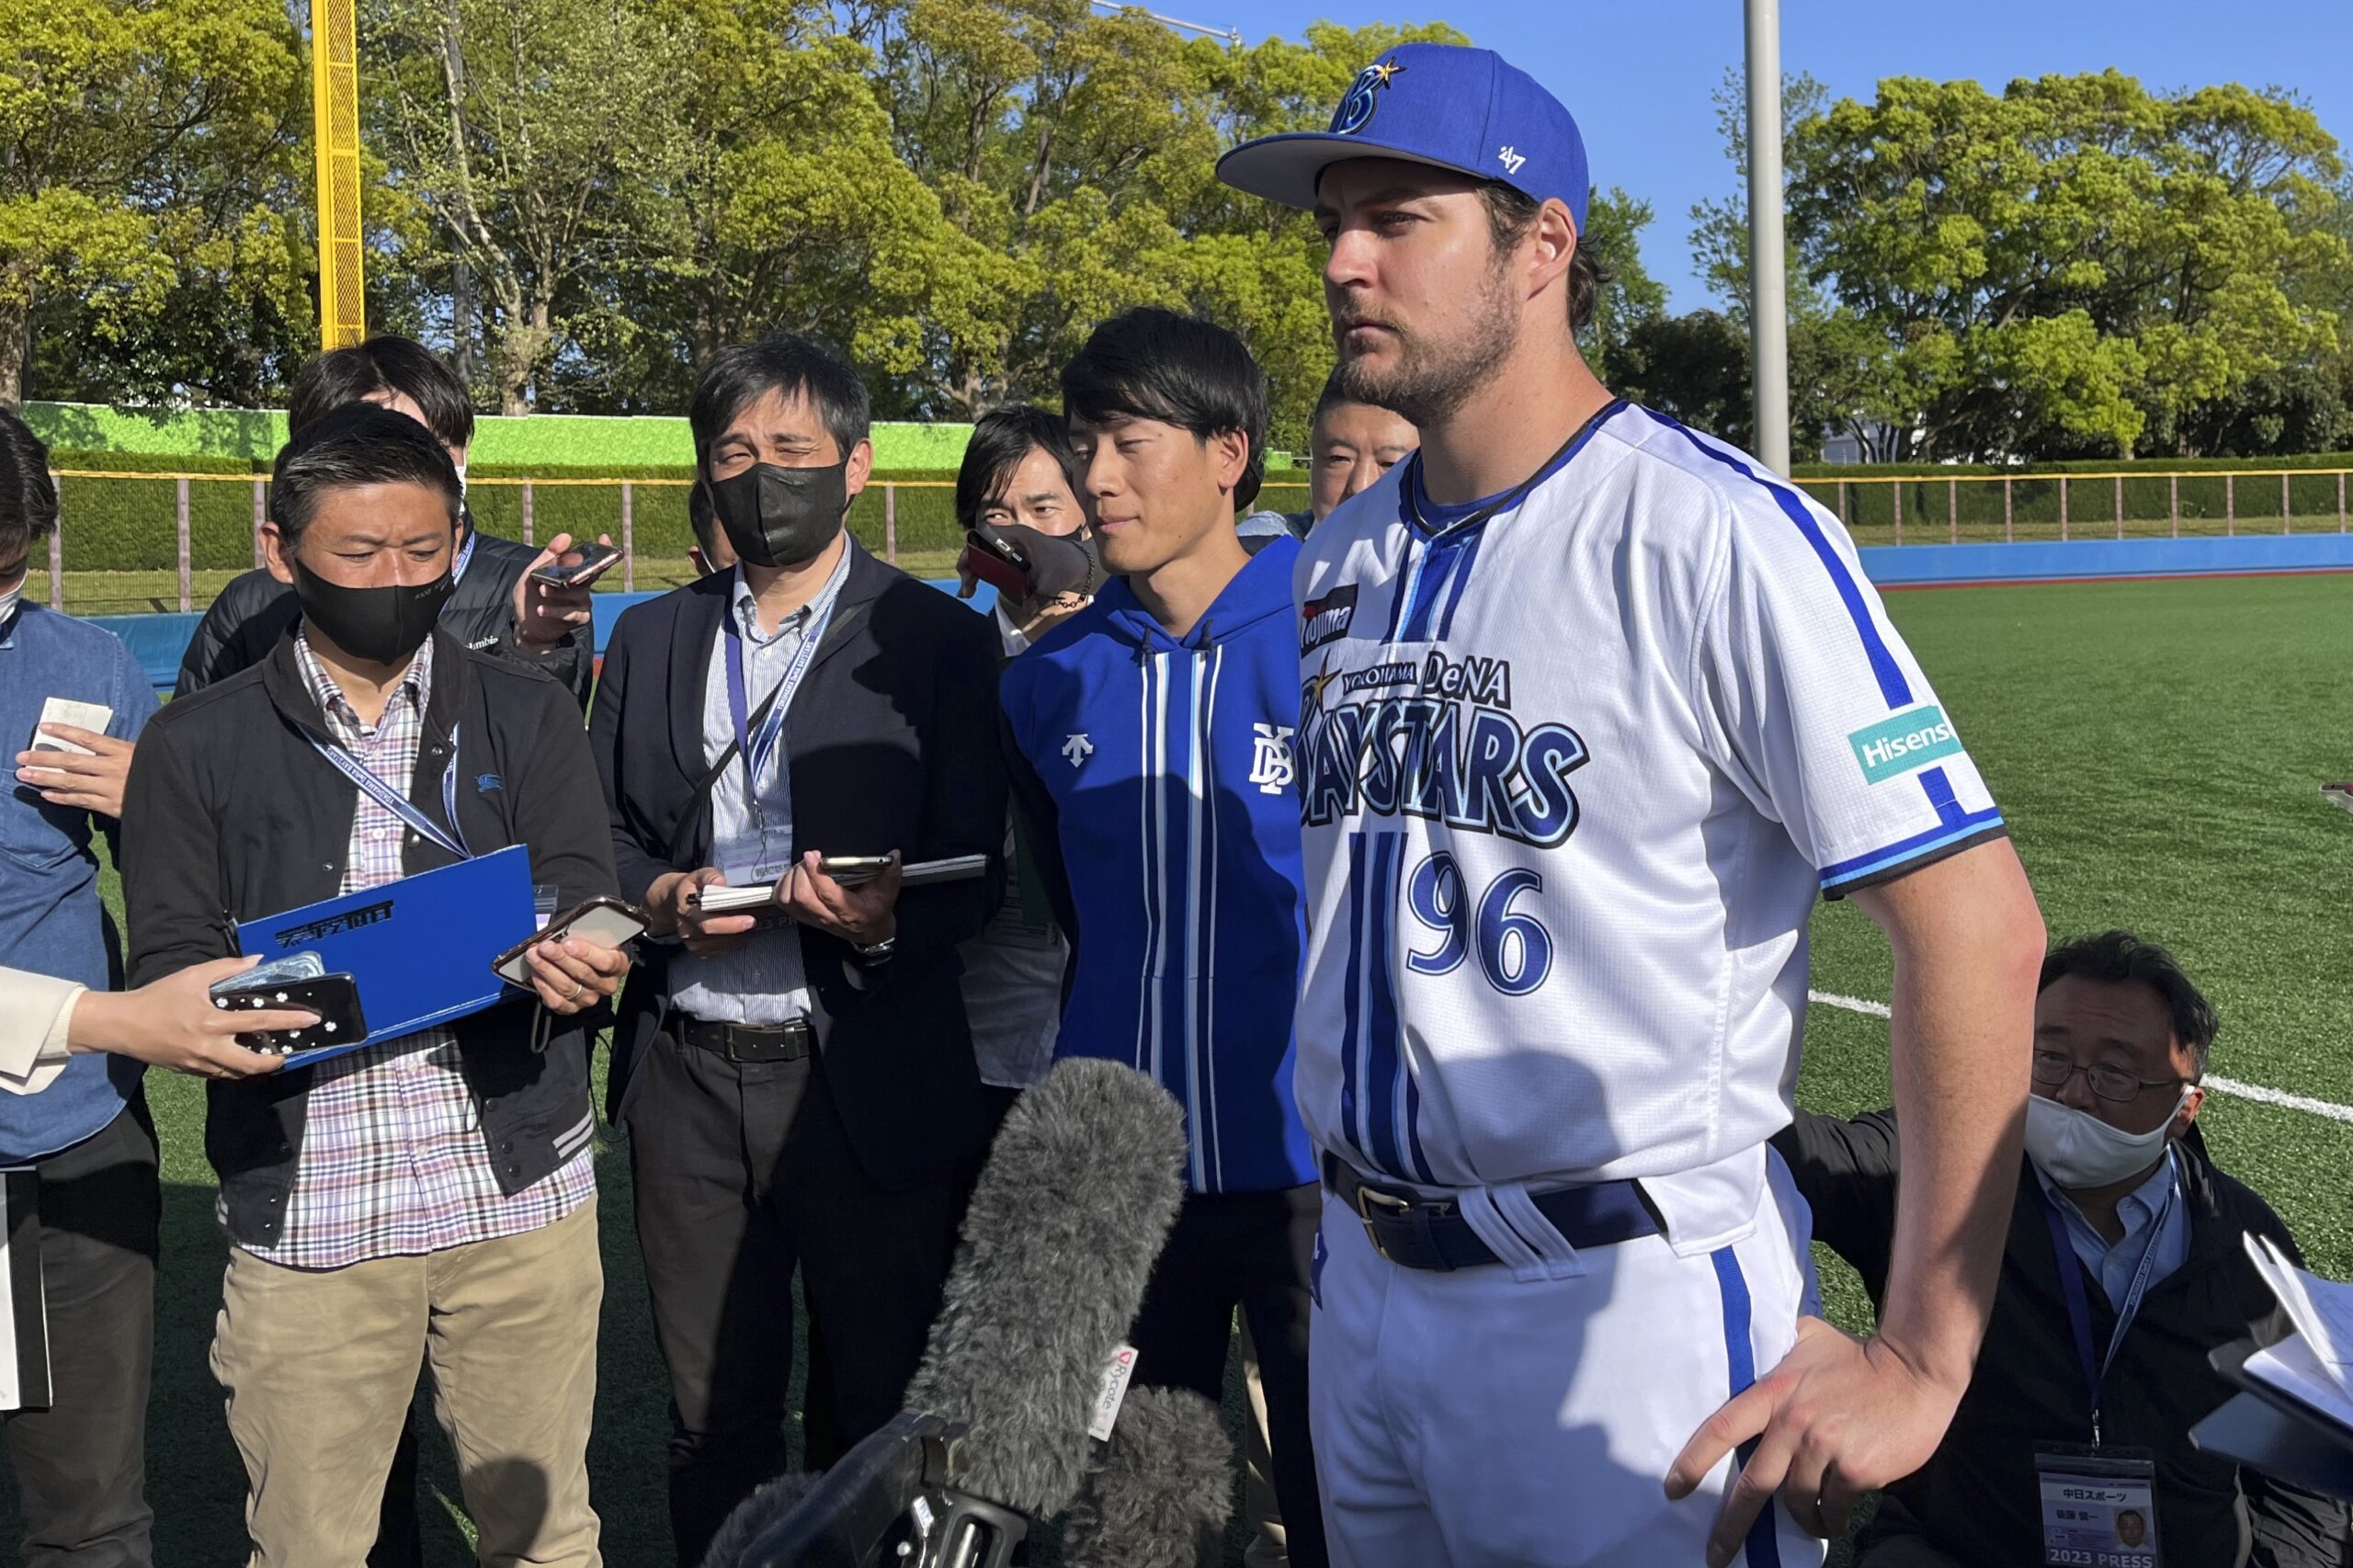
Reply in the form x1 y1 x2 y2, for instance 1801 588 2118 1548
1335 829 1438 1184
1712 1247 1786 1568
1363 830 1408 1177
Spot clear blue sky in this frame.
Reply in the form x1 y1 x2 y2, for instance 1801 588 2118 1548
1220 0 2353 312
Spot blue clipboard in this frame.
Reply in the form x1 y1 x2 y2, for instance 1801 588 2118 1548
234 845 538 1068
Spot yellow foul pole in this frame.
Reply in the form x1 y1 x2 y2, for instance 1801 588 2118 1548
313 0 366 348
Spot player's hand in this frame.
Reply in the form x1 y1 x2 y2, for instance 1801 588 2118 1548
780 850 900 946
645 867 760 955
68 957 305 1079
523 933 631 1014
1665 1315 1965 1564
513 531 608 648
16 725 135 819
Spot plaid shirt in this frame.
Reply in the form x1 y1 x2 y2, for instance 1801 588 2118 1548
235 633 594 1270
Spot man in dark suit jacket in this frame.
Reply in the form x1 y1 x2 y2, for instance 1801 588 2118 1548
589 331 1006 1563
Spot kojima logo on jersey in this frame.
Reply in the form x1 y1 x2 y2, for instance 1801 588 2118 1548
1847 705 1963 785
1300 585 1359 653
1296 652 1588 847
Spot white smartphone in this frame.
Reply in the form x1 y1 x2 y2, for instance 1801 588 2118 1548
2323 783 2353 816
30 697 112 755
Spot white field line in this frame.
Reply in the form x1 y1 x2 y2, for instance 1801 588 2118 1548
1806 990 2353 1127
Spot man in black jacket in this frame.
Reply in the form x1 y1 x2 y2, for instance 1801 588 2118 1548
122 406 631 1567
175 335 598 708
1776 931 2348 1568
590 331 1005 1563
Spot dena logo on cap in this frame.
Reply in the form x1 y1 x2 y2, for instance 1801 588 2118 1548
1847 705 1962 785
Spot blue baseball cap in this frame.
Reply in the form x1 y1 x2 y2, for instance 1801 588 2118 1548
1217 43 1589 233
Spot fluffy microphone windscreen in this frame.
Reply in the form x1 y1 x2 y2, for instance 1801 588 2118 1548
699 1471 825 1568
900 1056 1188 1518
1061 1385 1234 1568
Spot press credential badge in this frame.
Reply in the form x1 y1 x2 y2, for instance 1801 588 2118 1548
2036 1444 2158 1567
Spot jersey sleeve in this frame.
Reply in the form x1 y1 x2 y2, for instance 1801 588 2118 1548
1692 475 2005 899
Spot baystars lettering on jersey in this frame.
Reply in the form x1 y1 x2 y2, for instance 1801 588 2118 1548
1291 402 2005 1228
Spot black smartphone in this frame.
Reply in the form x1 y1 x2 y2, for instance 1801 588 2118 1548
818 854 895 886
963 529 1035 599
531 541 623 588
210 974 367 1056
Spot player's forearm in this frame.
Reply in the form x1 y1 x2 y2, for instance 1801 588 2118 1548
1859 839 2042 1392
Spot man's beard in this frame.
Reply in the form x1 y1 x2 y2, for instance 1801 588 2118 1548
1333 264 1521 428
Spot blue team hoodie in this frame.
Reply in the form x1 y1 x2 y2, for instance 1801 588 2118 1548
1001 535 1317 1194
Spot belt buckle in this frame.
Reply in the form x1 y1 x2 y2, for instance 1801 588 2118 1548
1352 1181 1413 1262
722 1027 773 1064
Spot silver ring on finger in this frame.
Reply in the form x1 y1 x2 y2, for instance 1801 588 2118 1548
568 980 585 1003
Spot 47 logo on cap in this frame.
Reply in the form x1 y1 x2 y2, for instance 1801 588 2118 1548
1847 705 1962 785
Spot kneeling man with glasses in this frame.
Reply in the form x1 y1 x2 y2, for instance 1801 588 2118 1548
1775 930 2346 1568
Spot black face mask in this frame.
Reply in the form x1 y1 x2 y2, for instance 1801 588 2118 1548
292 557 454 666
707 460 851 569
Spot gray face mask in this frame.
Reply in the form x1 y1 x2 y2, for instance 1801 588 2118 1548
2023 1089 2189 1187
706 460 849 569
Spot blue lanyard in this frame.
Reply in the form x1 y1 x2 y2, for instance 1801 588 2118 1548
304 723 472 861
722 595 835 801
2039 1153 2177 1444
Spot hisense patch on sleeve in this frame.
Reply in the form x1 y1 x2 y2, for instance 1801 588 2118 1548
1847 705 1962 785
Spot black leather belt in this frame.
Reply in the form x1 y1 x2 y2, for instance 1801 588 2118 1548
675 1017 814 1064
1322 1152 1662 1272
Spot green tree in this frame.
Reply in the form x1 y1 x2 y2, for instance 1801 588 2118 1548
1756 71 2347 460
0 0 310 405
365 0 686 413
1579 187 1668 384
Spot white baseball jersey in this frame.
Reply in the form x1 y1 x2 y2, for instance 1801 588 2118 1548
1292 402 2003 1211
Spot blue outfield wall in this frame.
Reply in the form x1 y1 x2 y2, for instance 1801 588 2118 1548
1857 531 2353 586
87 535 2353 691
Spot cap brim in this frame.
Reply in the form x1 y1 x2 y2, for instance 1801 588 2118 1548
1215 133 1488 210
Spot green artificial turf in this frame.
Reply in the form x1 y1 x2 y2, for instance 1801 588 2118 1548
7 570 2348 1564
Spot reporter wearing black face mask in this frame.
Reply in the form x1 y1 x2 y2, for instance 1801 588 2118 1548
119 404 628 1565
587 332 1006 1563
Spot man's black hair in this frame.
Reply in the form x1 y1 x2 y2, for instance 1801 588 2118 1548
2039 930 2219 1077
1060 308 1267 512
0 406 58 575
687 478 720 553
688 332 871 472
955 404 1085 531
269 403 463 549
288 335 478 451
1478 183 1606 335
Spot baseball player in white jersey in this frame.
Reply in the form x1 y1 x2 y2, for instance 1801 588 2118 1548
1218 44 2048 1568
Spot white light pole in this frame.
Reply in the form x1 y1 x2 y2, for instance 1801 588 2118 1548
1745 0 1790 475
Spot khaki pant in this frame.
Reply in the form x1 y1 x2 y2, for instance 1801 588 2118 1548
210 1199 604 1568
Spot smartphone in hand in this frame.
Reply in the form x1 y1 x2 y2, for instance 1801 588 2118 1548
493 895 650 987
530 541 623 589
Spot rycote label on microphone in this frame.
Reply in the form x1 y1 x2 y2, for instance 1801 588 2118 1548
1087 1345 1139 1442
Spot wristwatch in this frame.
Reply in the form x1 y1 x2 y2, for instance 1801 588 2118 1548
850 933 897 967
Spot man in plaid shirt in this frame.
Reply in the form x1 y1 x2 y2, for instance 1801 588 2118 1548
123 406 631 1567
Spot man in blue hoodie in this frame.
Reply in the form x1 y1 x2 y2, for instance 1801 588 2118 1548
999 307 1325 1565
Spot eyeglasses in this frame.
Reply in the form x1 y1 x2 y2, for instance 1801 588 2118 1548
2030 1051 2188 1104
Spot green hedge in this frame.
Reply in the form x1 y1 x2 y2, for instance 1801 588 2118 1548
49 451 269 573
